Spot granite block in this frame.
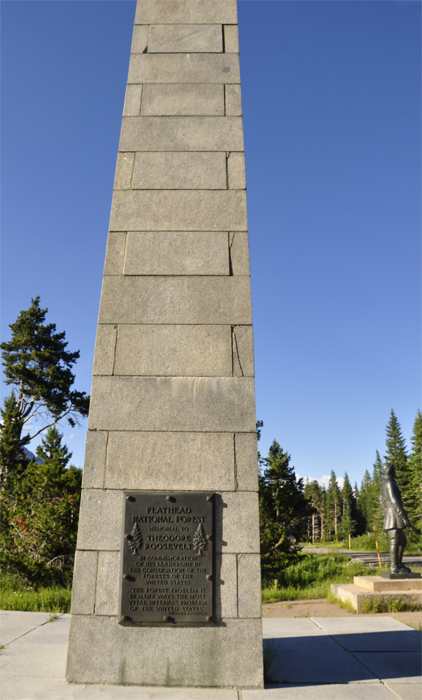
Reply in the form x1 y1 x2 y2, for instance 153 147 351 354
141 83 224 116
229 230 250 275
128 53 240 84
114 325 232 376
88 376 256 433
98 277 252 325
232 325 254 377
135 1 238 26
227 152 246 189
114 153 134 190
93 324 117 376
104 432 234 491
120 116 244 152
131 24 149 53
132 152 226 189
238 554 261 618
123 85 142 117
149 24 222 53
215 553 237 619
235 432 259 492
217 492 260 554
70 551 97 615
95 552 120 616
224 25 239 53
76 490 122 551
225 84 242 116
81 430 108 490
66 616 263 687
103 231 126 276
109 190 247 231
124 231 229 275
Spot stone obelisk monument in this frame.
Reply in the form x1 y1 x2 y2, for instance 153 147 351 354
67 0 263 688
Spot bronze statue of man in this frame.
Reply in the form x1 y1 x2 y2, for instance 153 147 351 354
380 462 412 574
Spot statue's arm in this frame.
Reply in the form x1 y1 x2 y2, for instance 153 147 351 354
388 481 411 526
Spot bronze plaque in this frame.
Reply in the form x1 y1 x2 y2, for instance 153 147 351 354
119 492 215 626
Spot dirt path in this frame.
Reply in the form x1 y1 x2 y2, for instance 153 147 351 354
262 598 422 629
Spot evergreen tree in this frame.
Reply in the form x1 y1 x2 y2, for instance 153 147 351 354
370 450 386 546
0 393 31 488
384 410 409 504
325 471 341 540
0 297 89 445
338 472 357 540
356 470 373 534
259 440 313 574
407 410 422 546
0 427 82 586
304 479 323 542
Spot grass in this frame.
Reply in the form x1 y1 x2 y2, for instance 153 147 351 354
300 533 421 555
360 597 421 614
262 553 383 604
0 575 71 613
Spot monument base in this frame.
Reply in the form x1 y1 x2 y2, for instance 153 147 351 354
380 572 422 580
331 575 422 612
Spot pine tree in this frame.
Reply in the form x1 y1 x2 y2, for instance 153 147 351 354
407 410 422 546
0 297 89 444
0 427 82 586
384 410 410 505
325 471 341 540
356 470 373 534
0 393 31 488
259 440 313 572
338 472 357 540
304 479 323 542
370 450 386 547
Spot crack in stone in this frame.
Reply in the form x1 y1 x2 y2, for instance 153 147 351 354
232 326 244 376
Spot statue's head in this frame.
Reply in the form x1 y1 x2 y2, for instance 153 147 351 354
382 462 395 477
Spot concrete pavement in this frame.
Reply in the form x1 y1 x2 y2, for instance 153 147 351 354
0 611 420 699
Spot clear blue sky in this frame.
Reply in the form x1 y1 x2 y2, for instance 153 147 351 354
1 1 420 488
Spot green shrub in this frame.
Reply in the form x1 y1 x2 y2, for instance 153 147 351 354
0 574 71 613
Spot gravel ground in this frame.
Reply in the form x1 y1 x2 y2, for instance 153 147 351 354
262 598 422 629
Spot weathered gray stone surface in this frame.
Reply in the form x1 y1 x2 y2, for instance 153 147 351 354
76 490 122 551
229 230 251 275
224 25 239 53
88 376 256 432
99 277 252 325
120 116 244 152
104 432 235 490
128 53 240 84
70 551 97 615
141 83 224 116
67 616 263 687
131 25 149 53
227 152 246 189
103 232 126 276
110 190 247 231
225 84 242 116
132 152 226 189
235 432 259 491
113 325 232 376
149 24 223 53
114 153 134 189
124 231 229 275
95 552 120 616
238 554 262 618
135 1 237 26
81 430 107 489
68 0 262 687
123 84 142 116
92 324 116 375
232 325 254 376
217 492 260 554
215 553 237 619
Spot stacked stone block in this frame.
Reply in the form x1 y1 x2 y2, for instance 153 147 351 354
66 0 263 688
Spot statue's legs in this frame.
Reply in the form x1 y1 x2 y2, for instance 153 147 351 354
397 529 411 573
388 529 410 573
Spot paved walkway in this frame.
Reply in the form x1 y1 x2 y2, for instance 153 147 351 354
0 611 420 699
